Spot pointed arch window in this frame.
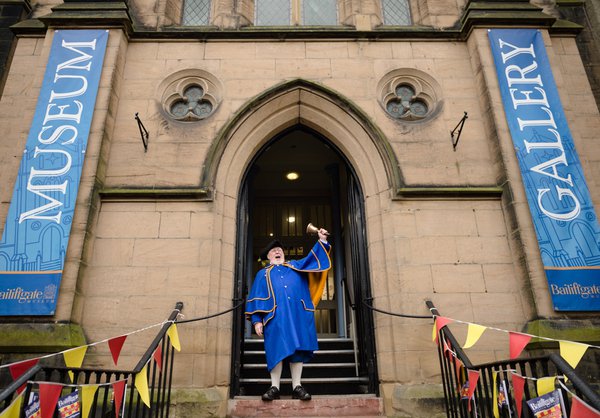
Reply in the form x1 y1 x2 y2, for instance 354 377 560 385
381 0 411 26
182 0 211 25
255 0 338 26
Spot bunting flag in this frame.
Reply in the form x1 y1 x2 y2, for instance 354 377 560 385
63 346 87 383
432 316 453 343
39 383 63 418
467 370 480 400
9 358 39 394
536 376 556 397
454 359 463 388
0 393 23 418
467 369 480 412
112 381 126 418
153 346 163 371
492 371 511 418
511 373 526 418
134 365 150 407
166 324 181 352
509 332 532 359
559 340 588 369
493 371 500 418
463 324 487 349
107 336 127 366
570 394 600 418
80 385 98 418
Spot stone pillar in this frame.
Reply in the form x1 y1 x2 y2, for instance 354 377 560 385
212 0 253 28
339 0 382 30
0 0 30 95
466 28 555 318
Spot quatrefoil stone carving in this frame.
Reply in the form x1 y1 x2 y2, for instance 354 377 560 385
378 69 443 123
159 70 223 122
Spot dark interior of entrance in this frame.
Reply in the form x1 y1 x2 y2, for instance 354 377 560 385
250 128 344 338
232 126 378 397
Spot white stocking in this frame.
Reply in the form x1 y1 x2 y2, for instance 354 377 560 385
290 362 303 388
270 362 282 389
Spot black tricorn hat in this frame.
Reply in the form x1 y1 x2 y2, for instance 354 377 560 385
259 239 285 261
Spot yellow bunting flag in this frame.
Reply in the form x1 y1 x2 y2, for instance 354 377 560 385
64 345 88 382
167 324 181 352
135 365 150 407
0 393 23 418
492 371 499 418
559 340 588 369
536 376 555 397
80 385 98 418
463 324 487 349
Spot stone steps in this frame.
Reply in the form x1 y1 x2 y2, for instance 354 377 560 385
228 395 384 418
240 338 370 396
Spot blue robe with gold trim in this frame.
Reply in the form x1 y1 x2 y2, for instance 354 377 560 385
245 240 331 371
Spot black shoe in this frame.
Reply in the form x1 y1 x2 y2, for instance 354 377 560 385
292 385 311 401
261 386 280 401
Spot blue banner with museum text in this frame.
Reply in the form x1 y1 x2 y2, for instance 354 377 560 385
0 30 108 315
489 29 600 311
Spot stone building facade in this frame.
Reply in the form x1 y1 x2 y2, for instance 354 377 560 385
0 0 599 417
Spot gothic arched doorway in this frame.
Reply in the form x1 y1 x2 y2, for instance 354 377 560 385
230 125 378 397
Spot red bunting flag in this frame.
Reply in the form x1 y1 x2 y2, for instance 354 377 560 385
511 373 526 418
466 369 480 412
8 358 39 394
108 335 127 366
467 370 480 400
433 316 453 344
39 383 63 418
570 395 600 418
112 381 126 418
153 345 163 371
509 332 532 359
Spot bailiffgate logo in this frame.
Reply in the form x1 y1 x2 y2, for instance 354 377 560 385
0 286 56 304
550 282 600 299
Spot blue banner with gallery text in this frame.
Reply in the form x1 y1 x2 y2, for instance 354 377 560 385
0 30 108 315
489 29 600 311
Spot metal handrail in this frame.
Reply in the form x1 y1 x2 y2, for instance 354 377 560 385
426 300 600 417
0 302 184 418
134 301 183 372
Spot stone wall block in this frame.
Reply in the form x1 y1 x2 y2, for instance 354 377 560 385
159 211 191 238
91 238 135 266
132 238 201 267
275 58 331 79
306 42 349 58
415 209 477 236
219 59 275 79
256 42 305 59
409 237 458 264
96 211 160 238
431 264 485 293
474 209 508 237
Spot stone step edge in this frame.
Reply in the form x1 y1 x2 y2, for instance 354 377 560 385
228 395 384 418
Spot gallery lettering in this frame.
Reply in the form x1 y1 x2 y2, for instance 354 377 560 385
19 39 97 224
497 38 580 221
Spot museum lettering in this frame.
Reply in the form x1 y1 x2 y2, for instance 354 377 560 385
18 38 98 224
